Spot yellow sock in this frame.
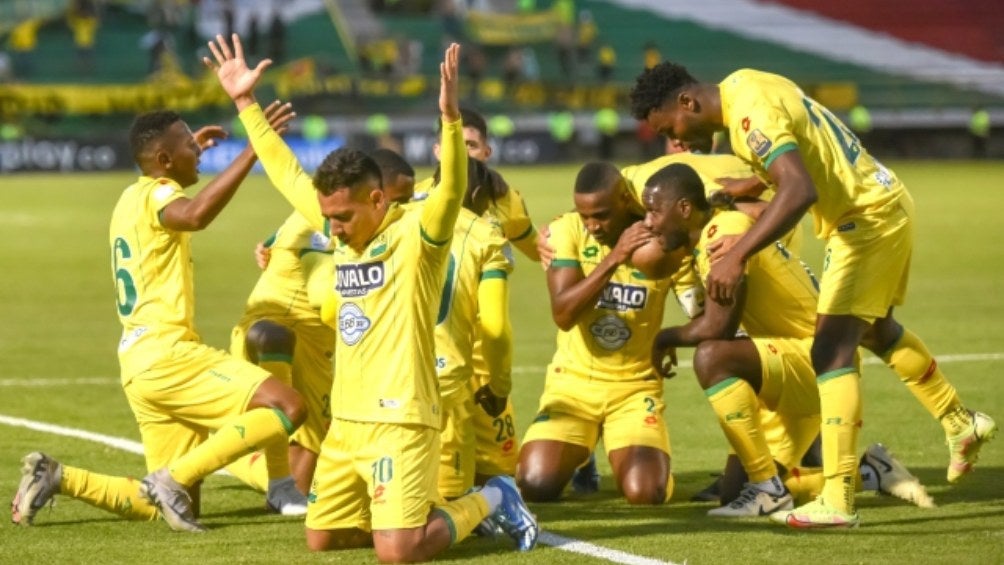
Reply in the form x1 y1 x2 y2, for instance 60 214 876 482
664 473 675 503
818 368 861 514
785 466 863 506
432 491 491 545
61 466 158 521
706 377 777 483
882 329 969 435
224 451 269 492
259 357 294 481
170 408 294 487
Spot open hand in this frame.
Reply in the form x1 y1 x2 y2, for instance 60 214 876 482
610 221 652 264
537 224 554 269
254 241 271 270
439 43 461 123
204 33 271 107
262 100 296 135
192 125 227 150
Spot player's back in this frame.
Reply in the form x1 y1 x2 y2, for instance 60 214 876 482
622 153 754 202
435 208 513 404
110 176 199 378
694 210 817 339
720 68 906 238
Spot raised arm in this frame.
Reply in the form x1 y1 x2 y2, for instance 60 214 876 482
205 33 325 231
547 221 650 331
160 100 295 231
420 43 466 244
705 151 816 304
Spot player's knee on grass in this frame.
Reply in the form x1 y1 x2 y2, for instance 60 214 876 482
613 448 671 505
306 527 372 552
516 466 568 502
246 319 296 360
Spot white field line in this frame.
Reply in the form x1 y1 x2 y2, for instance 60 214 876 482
1 352 1001 384
0 414 677 564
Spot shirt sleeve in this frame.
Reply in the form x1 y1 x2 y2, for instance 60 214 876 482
420 118 466 246
547 214 580 269
150 180 186 229
732 93 799 170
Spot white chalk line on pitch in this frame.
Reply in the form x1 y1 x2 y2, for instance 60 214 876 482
0 414 678 565
2 351 1003 386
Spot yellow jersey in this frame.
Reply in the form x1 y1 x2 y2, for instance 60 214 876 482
720 69 906 239
241 103 466 429
694 210 818 339
109 176 199 381
547 212 672 381
417 176 537 251
621 152 755 202
435 208 513 405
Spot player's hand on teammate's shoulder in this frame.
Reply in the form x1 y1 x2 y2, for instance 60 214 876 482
254 241 271 270
439 43 461 122
610 221 652 264
651 331 678 379
714 176 767 200
536 224 554 270
204 33 272 103
262 99 296 135
474 384 507 418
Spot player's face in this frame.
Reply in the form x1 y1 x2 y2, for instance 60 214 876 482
463 127 492 161
319 182 386 251
161 121 201 187
642 187 688 252
574 188 631 247
647 97 715 149
383 173 415 204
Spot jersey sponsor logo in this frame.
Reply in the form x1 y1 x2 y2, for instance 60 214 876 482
590 314 632 350
335 261 385 297
597 282 648 311
338 302 371 345
746 129 772 158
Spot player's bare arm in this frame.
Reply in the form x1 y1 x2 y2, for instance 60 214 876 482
705 151 816 305
161 100 294 232
650 278 747 377
547 221 650 330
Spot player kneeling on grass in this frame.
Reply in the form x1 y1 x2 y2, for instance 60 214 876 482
517 161 682 505
12 101 309 532
643 163 933 520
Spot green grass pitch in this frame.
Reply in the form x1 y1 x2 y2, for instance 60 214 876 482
1 161 1002 563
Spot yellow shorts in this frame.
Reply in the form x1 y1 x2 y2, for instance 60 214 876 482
306 419 439 532
124 340 270 472
752 337 821 470
231 317 335 454
523 371 671 455
468 373 519 476
817 197 914 323
438 397 476 499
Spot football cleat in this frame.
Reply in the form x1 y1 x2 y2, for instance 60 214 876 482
708 482 793 517
570 454 600 494
946 411 997 483
484 475 538 551
139 468 206 533
771 496 859 529
11 452 62 526
266 476 308 516
860 443 934 508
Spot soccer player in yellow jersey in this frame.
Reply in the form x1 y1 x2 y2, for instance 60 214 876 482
517 161 678 505
430 157 515 500
227 149 415 495
631 64 996 528
207 35 537 559
12 103 309 532
642 163 932 517
417 106 537 485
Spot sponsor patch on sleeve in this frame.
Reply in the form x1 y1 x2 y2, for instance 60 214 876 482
746 129 773 158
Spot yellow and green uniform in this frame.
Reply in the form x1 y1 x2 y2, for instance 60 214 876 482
435 208 513 497
523 212 673 461
242 102 472 531
230 211 337 455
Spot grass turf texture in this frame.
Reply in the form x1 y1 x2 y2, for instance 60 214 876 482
1 161 1002 563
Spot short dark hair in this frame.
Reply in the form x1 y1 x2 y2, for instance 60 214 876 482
370 148 414 185
629 62 698 120
574 161 622 194
313 147 382 196
644 163 709 212
432 157 509 216
129 110 182 162
438 107 488 142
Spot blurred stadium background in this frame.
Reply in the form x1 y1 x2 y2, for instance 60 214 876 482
1 0 1002 173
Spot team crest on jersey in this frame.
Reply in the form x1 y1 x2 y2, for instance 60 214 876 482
309 231 330 251
590 314 632 351
335 261 385 297
583 245 598 258
338 302 371 346
741 117 751 132
746 129 773 158
597 282 648 311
